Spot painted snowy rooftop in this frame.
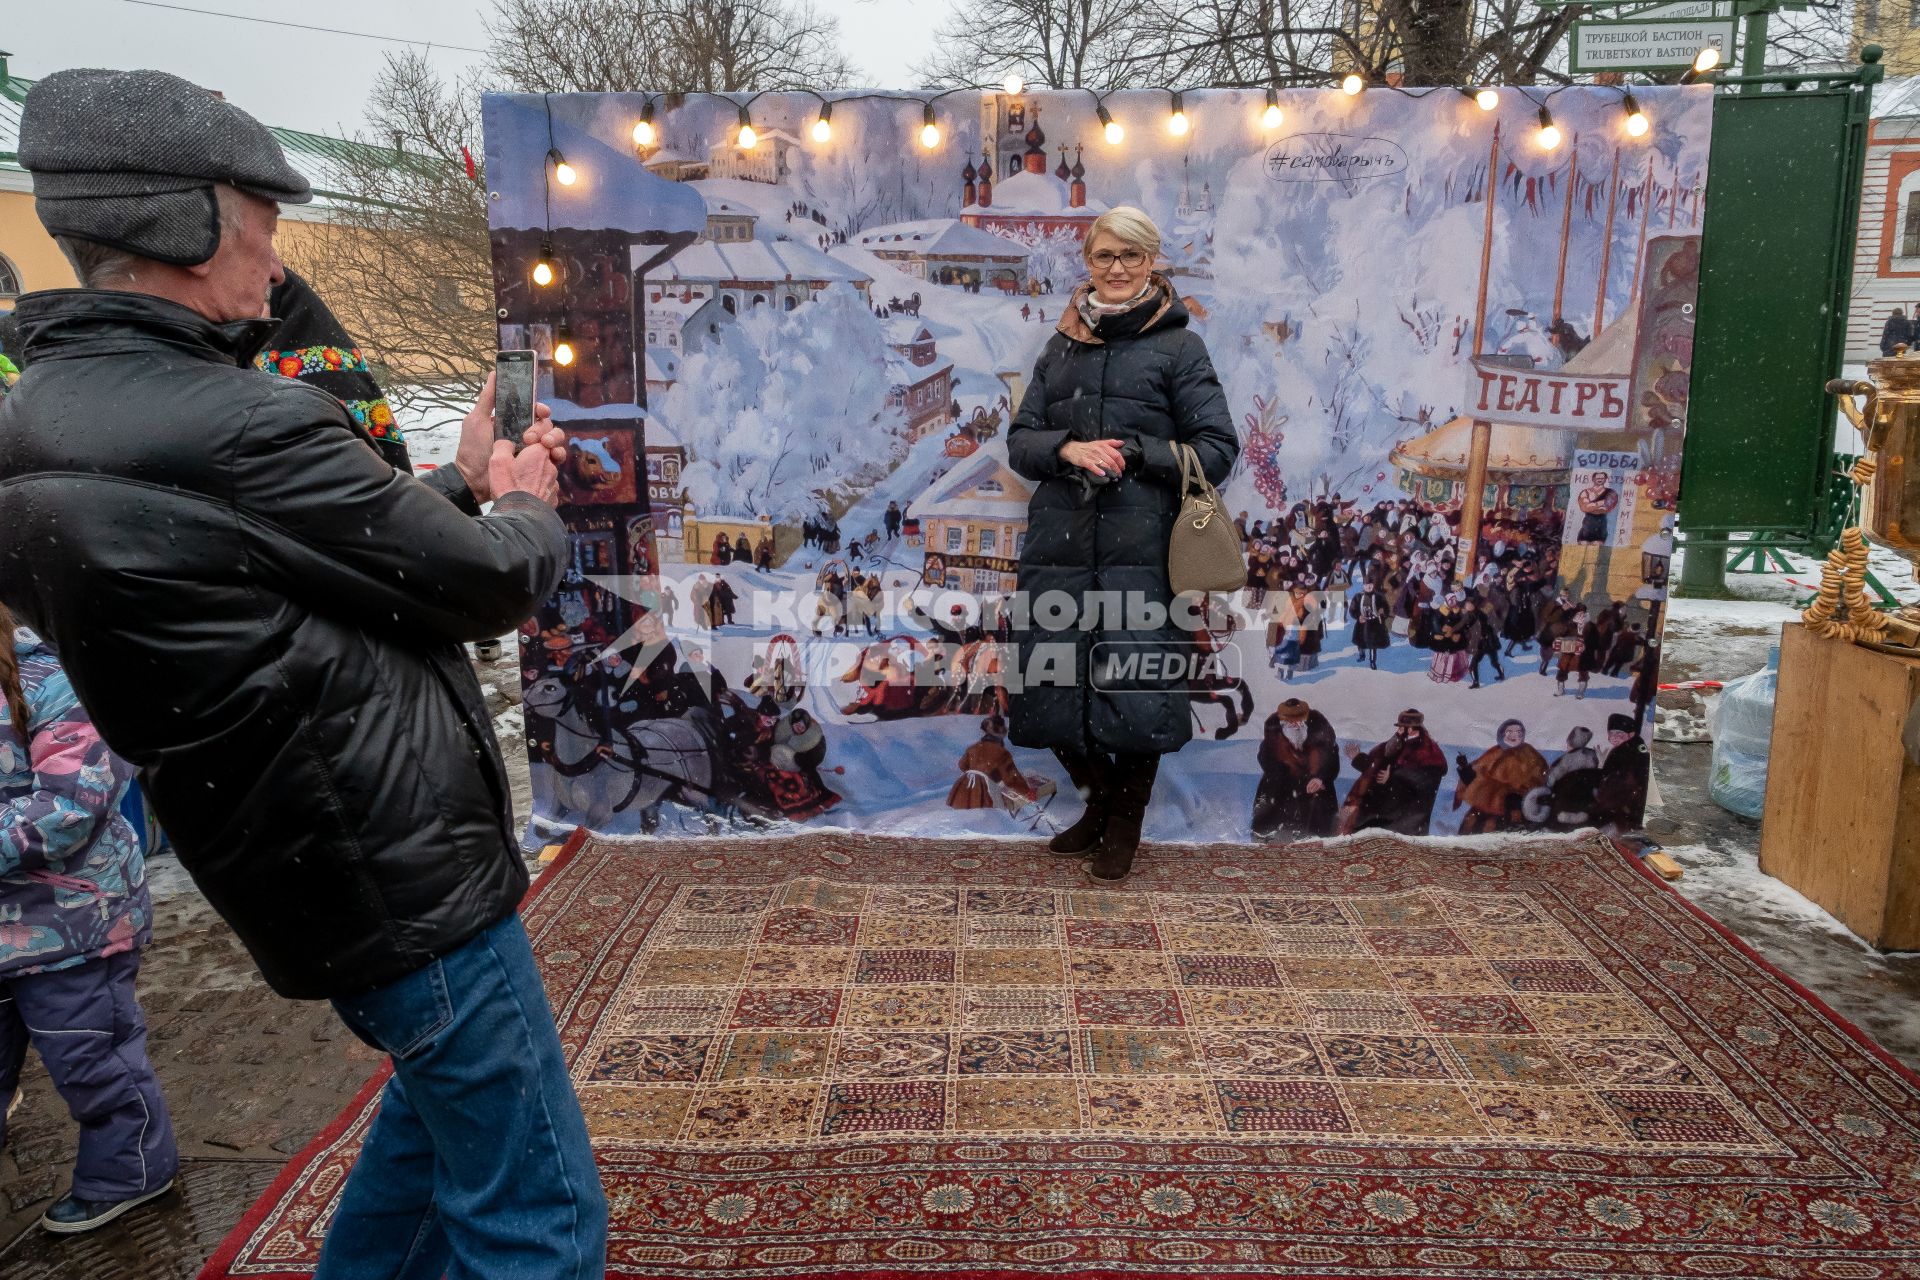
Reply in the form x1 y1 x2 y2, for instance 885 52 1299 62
638 237 870 286
962 170 1106 217
855 219 1031 260
644 347 682 385
884 317 934 343
909 449 1032 522
886 351 951 384
485 93 707 237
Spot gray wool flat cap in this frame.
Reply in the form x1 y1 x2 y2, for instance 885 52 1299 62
19 68 313 266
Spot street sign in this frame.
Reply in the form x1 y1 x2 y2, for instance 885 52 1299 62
1539 0 1789 8
1569 17 1737 73
1631 1 1728 18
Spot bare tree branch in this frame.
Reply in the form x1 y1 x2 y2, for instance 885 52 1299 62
488 0 856 93
284 51 495 416
925 0 1612 90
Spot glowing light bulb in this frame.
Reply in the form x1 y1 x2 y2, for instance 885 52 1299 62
531 259 554 287
1168 110 1188 136
553 338 575 366
1262 86 1284 129
554 161 576 185
632 119 655 147
1626 110 1649 137
1693 45 1721 73
1535 106 1560 151
1341 73 1364 96
1475 88 1499 111
920 121 941 148
1002 74 1023 95
737 123 757 149
812 116 831 142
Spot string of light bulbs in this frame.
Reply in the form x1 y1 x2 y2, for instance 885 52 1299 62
534 93 577 365
529 57 1719 292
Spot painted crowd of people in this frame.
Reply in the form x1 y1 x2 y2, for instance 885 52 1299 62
1252 698 1650 841
1236 491 1656 842
1238 494 1662 721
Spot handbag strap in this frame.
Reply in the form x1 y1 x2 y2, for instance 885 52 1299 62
1175 441 1207 498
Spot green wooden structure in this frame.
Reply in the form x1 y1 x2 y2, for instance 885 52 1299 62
1676 48 1884 596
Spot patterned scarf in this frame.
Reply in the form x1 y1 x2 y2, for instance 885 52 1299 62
256 270 412 472
1076 278 1158 332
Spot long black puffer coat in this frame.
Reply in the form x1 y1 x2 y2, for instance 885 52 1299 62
0 290 567 1000
1005 279 1238 756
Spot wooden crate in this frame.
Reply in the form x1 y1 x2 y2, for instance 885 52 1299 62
1760 623 1920 949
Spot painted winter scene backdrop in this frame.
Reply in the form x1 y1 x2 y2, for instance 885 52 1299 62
481 84 1712 846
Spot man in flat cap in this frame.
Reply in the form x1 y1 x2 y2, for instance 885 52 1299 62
0 69 607 1272
1342 708 1447 836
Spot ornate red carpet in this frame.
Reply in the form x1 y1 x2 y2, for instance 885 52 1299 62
203 831 1920 1279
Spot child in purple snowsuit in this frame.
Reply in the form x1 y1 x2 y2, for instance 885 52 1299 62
0 607 177 1233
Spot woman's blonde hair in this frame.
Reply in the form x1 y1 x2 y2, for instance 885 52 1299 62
1084 206 1162 263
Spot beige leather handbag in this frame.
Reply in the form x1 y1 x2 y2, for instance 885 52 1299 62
1168 441 1247 596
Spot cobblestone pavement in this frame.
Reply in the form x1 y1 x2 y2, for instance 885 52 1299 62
1 649 1914 1277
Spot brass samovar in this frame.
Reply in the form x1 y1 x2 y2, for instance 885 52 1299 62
1815 361 1920 648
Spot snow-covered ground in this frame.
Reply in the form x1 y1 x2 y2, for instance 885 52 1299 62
391 398 466 472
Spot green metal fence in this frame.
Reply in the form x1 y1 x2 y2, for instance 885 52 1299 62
1676 53 1881 596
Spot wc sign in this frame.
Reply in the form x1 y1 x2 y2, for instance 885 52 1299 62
1464 358 1632 432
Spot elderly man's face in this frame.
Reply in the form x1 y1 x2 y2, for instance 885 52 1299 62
205 187 285 322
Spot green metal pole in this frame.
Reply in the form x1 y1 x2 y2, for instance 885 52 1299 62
1739 2 1770 93
1678 543 1730 598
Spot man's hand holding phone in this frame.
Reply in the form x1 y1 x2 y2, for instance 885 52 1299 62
454 364 568 506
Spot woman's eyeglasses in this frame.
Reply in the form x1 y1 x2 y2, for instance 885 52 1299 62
1089 249 1148 269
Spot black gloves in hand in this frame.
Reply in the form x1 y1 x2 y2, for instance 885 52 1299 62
1071 439 1143 503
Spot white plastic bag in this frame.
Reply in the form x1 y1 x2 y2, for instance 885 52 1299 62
1708 647 1778 820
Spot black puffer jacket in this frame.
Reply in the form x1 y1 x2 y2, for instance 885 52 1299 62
0 290 567 999
1006 279 1238 756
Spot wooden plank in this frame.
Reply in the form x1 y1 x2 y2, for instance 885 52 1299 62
1643 850 1684 881
1759 624 1920 947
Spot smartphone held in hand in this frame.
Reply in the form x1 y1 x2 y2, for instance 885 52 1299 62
495 349 537 444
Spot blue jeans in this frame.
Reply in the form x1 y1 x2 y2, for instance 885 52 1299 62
314 914 607 1280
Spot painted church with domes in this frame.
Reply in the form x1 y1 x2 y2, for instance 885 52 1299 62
959 100 1105 243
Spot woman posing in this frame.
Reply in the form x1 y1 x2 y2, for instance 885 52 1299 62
1005 208 1239 883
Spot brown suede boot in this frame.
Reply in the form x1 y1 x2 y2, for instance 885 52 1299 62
1086 753 1159 882
1048 748 1110 856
